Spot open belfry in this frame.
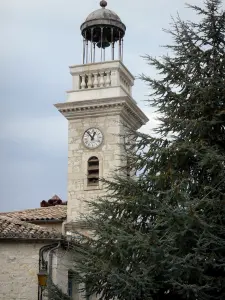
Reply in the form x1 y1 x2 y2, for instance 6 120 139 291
55 0 148 229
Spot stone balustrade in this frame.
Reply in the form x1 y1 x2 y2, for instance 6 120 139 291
69 60 134 96
79 70 112 89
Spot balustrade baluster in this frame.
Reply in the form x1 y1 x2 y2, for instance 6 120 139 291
105 71 111 87
87 73 93 89
99 72 104 87
80 74 86 89
93 73 99 88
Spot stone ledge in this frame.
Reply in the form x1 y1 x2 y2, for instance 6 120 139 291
55 96 149 130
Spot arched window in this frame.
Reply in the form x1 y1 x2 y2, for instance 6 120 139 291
87 156 99 186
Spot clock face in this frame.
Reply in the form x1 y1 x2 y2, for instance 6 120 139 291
83 128 103 149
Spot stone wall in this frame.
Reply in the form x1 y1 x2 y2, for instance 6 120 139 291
52 248 70 295
67 114 126 221
53 248 97 300
0 241 47 300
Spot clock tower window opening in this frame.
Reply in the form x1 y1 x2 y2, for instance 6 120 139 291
87 156 99 186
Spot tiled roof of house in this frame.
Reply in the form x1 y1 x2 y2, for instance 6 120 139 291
0 216 62 240
0 205 67 222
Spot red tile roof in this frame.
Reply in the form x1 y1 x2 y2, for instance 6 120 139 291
0 216 62 240
0 205 67 222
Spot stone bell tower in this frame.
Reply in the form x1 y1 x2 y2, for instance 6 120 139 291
55 0 148 226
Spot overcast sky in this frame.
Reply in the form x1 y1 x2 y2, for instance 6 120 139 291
0 0 223 212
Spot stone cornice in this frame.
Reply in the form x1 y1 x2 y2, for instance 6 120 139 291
55 96 149 129
66 85 134 96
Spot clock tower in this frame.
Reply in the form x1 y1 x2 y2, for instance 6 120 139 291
55 1 149 228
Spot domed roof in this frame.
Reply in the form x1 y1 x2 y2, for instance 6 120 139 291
86 8 121 22
80 1 126 42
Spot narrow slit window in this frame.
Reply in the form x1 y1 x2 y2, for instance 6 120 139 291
127 156 132 177
68 270 80 300
68 271 73 297
87 156 99 186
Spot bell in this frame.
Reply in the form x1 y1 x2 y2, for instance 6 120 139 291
97 36 110 49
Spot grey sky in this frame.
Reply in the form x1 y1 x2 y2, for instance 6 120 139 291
0 0 223 212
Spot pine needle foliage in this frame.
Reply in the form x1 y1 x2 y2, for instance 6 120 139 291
47 279 72 300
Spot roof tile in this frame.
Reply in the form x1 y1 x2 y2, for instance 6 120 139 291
0 205 67 222
0 216 62 240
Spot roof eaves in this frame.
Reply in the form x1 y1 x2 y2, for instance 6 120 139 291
0 237 63 242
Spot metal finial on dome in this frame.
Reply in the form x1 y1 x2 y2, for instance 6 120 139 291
100 0 107 8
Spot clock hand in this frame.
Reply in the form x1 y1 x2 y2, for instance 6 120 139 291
91 132 96 140
87 131 92 139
